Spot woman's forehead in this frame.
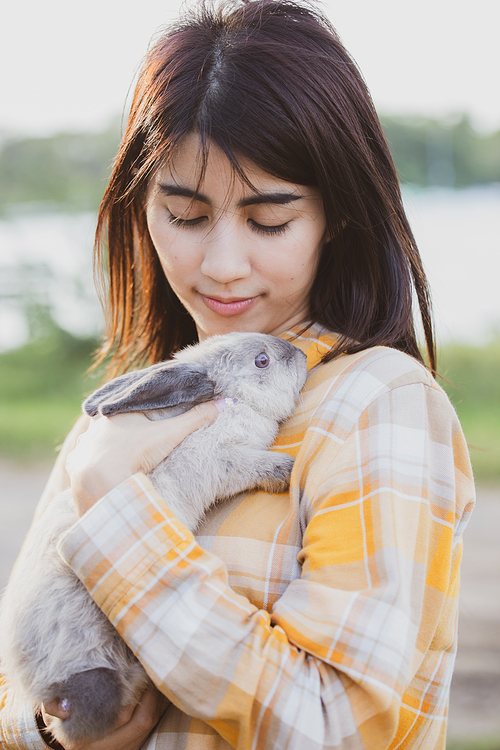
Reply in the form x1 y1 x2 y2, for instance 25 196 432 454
153 133 318 205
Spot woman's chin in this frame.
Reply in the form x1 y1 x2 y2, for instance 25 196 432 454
196 320 260 340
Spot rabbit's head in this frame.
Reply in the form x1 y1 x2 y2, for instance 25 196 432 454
83 333 307 423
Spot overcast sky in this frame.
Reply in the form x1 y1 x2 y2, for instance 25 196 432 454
1 0 499 137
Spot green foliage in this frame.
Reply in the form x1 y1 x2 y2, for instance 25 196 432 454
447 738 500 750
380 115 500 188
0 315 100 460
0 124 119 214
439 340 500 480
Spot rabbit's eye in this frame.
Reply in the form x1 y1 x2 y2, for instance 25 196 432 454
254 352 270 369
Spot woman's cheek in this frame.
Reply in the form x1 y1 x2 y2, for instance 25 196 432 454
159 238 200 283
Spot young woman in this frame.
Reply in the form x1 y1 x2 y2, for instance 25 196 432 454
0 1 475 749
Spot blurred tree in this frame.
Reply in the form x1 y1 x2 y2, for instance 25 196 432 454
0 123 119 212
0 116 499 214
381 116 429 185
381 115 500 188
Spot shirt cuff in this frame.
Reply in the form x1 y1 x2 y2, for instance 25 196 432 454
0 685 48 750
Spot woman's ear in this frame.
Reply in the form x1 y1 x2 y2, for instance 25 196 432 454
83 362 215 417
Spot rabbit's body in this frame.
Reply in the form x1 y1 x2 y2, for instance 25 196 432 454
0 332 307 745
148 399 295 530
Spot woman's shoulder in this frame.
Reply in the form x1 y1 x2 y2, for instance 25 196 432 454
283 323 451 433
287 322 437 393
301 340 455 438
311 344 437 395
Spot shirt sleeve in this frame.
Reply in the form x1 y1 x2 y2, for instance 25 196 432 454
0 677 48 750
57 381 473 750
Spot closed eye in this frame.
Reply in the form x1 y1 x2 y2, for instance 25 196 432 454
248 219 289 236
166 213 290 236
167 213 206 229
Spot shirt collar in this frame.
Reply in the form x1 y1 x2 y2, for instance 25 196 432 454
278 322 338 371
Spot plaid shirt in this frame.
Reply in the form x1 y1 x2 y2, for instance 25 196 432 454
1 324 475 749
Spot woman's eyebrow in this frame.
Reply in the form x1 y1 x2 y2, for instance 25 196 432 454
158 184 211 203
157 183 303 207
240 192 304 207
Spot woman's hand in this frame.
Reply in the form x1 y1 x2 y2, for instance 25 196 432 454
66 402 221 516
41 683 169 750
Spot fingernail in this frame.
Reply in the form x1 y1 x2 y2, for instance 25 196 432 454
60 698 71 714
214 397 238 413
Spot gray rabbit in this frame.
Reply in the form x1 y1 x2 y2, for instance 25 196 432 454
0 332 307 745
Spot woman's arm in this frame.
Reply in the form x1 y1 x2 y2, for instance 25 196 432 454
58 377 474 750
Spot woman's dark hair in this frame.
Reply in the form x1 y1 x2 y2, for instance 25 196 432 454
94 0 436 377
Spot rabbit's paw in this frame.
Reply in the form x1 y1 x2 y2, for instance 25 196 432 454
255 453 295 493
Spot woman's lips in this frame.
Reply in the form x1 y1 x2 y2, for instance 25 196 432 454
199 293 260 316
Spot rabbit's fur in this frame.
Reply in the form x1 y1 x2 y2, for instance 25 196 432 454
0 332 307 745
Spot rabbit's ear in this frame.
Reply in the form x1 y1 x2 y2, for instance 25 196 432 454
83 362 215 417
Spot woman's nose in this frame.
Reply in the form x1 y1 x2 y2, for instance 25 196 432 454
200 222 252 283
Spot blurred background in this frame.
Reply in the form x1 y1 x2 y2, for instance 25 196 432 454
0 1 499 747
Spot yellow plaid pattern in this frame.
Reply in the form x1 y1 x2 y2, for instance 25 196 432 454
1 324 475 749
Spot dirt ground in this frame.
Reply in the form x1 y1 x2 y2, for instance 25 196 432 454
1 461 499 744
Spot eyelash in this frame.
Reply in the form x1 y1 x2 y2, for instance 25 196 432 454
167 214 204 229
248 219 289 236
167 213 289 236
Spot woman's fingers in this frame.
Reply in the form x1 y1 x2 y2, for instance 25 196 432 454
120 684 170 737
42 698 71 721
67 401 220 515
109 684 170 749
140 401 220 472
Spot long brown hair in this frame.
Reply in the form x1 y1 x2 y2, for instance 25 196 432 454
94 0 436 377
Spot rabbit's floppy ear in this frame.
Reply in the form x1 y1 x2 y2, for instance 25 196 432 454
83 362 215 417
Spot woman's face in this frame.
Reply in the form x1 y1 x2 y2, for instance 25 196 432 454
145 133 327 340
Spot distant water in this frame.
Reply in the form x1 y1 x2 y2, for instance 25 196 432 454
0 186 499 351
0 211 100 349
401 185 500 345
